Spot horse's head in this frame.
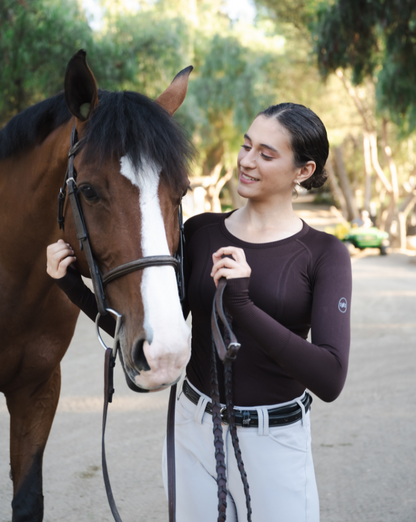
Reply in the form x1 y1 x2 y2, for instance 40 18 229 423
62 50 193 392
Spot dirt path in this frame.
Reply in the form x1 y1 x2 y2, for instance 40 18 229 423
1 204 416 521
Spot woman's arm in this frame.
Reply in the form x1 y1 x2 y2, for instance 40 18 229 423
211 243 352 402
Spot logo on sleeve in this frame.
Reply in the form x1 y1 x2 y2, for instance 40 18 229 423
338 298 347 313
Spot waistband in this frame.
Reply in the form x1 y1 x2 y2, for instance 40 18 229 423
182 380 312 428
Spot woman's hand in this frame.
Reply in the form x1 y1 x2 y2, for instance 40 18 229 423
211 246 251 287
46 239 76 279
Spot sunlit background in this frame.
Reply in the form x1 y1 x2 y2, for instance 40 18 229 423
82 0 256 28
0 0 415 247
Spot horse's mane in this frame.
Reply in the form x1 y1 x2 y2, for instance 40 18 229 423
0 90 194 185
0 93 72 160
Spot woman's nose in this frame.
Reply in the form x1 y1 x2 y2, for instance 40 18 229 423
240 150 256 168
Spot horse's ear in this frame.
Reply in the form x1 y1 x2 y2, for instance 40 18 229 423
155 66 193 115
64 49 99 122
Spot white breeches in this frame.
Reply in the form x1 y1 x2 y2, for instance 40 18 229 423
162 380 320 522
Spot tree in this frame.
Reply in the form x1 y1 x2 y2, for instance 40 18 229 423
315 0 416 132
314 0 416 246
91 3 193 96
0 0 94 125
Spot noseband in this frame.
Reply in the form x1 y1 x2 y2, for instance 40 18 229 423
57 126 185 318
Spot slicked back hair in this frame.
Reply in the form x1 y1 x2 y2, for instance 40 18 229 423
258 103 329 190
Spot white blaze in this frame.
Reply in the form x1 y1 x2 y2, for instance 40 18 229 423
119 156 190 389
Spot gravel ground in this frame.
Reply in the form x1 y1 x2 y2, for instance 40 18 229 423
1 204 416 521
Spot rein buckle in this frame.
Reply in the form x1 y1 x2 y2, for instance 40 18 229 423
220 406 229 425
225 342 241 361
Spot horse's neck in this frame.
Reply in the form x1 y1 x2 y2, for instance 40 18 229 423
0 121 73 269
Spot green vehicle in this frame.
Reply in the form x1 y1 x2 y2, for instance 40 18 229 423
342 226 390 255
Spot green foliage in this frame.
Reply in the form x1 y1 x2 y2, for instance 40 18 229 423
313 0 416 132
93 10 192 97
189 30 281 172
254 0 326 32
314 0 380 83
190 26 281 173
0 0 94 124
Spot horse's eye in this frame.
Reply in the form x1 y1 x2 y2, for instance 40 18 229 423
79 184 98 202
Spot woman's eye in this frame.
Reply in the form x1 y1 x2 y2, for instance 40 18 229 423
261 153 273 160
241 144 251 151
79 185 98 201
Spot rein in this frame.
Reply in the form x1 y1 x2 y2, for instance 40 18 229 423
210 278 252 522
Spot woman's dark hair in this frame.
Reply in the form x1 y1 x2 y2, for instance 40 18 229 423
258 103 329 190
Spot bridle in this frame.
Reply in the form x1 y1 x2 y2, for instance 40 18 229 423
57 125 185 318
57 125 185 522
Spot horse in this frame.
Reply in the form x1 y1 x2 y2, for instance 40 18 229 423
0 49 193 522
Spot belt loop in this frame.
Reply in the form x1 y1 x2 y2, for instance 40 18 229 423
256 408 269 436
194 395 209 425
295 396 306 426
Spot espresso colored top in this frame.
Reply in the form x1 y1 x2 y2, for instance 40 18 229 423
57 211 352 406
182 212 352 406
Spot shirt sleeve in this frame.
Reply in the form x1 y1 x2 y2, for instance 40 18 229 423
223 241 352 402
54 267 116 337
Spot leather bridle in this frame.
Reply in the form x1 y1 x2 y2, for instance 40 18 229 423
57 126 185 317
57 125 185 522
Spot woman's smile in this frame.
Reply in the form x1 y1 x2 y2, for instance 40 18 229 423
240 171 260 183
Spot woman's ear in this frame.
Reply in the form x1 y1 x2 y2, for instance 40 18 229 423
295 161 316 184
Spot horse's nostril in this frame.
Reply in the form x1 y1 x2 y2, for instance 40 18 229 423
132 339 151 372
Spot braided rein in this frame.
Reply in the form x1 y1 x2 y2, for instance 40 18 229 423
210 278 252 522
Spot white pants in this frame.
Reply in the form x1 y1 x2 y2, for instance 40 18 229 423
162 380 320 522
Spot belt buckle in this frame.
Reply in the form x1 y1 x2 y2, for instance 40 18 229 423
242 411 251 427
220 406 229 425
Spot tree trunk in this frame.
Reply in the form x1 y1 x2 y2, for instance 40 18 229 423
398 192 416 249
326 151 348 218
363 133 372 212
333 145 359 221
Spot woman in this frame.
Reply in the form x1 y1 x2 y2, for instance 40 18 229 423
47 103 352 521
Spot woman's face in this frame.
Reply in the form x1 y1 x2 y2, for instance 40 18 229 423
237 115 300 201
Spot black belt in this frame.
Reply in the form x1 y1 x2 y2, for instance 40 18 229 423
182 380 312 427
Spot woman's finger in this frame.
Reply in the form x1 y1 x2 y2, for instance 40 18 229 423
212 246 246 264
211 255 237 275
46 240 76 279
212 266 245 286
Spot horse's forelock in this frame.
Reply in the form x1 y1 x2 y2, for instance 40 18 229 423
82 90 194 189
